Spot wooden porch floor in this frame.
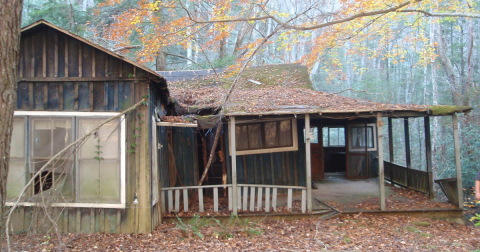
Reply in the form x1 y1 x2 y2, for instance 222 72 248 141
311 178 458 212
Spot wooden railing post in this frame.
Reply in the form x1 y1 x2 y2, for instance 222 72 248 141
230 117 238 215
452 114 464 208
305 114 312 213
404 118 411 188
424 116 434 198
377 113 386 210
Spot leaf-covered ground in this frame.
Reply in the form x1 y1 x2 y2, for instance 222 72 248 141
6 213 480 251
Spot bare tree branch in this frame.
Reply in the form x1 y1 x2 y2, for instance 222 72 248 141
113 45 142 52
166 53 198 64
399 9 480 18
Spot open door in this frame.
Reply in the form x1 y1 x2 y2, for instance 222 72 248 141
309 124 324 180
346 122 376 179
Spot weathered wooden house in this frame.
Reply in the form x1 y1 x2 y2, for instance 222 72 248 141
158 64 472 215
8 20 471 234
7 20 167 234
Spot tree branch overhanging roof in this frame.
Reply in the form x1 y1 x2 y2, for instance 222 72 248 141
165 64 472 118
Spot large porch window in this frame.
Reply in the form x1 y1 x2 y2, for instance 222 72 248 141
231 119 298 155
7 112 125 208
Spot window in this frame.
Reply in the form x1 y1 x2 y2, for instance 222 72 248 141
303 127 319 144
7 112 125 208
348 123 377 152
323 127 345 147
230 119 298 155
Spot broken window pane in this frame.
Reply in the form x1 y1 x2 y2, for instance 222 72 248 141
235 125 248 150
279 120 292 146
264 122 278 148
248 124 262 149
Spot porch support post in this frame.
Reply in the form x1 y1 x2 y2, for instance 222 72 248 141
377 113 386 210
230 116 238 215
388 117 394 163
404 118 411 188
305 114 312 213
452 114 464 209
424 116 435 199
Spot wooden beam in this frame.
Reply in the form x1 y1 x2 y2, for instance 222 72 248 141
424 116 434 199
18 77 149 82
377 113 386 211
388 117 394 163
305 114 312 213
404 118 411 168
156 122 197 128
230 117 238 215
452 114 464 209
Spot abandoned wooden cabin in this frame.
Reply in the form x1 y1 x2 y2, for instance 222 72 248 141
8 20 472 235
7 20 168 234
158 64 472 216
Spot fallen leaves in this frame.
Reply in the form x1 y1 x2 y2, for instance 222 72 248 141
6 214 480 251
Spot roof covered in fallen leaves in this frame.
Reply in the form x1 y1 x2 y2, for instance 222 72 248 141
167 64 472 117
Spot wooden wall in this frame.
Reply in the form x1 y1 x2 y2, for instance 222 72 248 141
224 119 307 189
11 24 165 234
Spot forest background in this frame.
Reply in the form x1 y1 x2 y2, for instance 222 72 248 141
22 0 480 194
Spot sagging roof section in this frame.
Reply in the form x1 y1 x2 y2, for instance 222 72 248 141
164 63 472 117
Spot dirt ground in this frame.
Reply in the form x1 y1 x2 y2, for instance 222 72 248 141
5 213 480 251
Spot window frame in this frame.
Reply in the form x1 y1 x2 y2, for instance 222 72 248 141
322 126 346 147
229 119 298 156
7 111 126 209
348 123 377 152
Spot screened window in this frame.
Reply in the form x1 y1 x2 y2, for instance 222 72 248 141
349 123 377 151
78 118 120 203
7 113 124 206
232 119 298 155
303 127 319 144
323 127 345 147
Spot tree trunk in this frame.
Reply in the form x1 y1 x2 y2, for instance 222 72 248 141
434 22 461 105
156 48 167 71
0 0 23 248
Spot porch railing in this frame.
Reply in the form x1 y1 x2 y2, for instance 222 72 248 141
161 184 307 214
384 161 429 194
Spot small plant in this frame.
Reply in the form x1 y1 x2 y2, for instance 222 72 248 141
176 214 209 239
470 213 480 226
93 137 104 162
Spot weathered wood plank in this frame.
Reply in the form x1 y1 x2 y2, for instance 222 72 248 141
78 82 89 111
168 190 173 212
301 189 306 213
48 83 59 110
213 187 219 213
242 186 248 211
161 190 166 213
228 187 232 211
34 83 44 110
452 114 464 209
93 83 105 111
42 31 46 77
100 209 105 233
250 187 255 211
76 209 81 233
175 189 180 212
265 187 270 212
257 187 263 211
198 188 204 212
54 31 58 77
88 82 94 111
237 187 241 211
90 208 95 233
183 188 188 212
287 188 292 211
305 114 312 213
78 43 83 77
68 37 79 77
63 208 68 233
377 113 386 210
116 210 121 233
272 188 277 211
43 83 48 109
230 117 238 214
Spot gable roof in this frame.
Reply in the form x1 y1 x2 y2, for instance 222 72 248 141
166 64 472 117
21 20 164 82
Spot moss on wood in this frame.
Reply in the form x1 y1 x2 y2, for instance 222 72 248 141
428 105 472 115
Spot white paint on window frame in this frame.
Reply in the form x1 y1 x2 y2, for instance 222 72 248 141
8 111 127 209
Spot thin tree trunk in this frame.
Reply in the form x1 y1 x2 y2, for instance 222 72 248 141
156 48 167 71
0 0 23 249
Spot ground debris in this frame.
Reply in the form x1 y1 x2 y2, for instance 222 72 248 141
5 214 480 251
